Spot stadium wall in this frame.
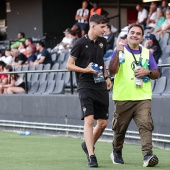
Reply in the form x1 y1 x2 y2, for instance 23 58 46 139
0 94 169 135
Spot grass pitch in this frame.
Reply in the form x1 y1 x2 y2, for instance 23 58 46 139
0 130 169 170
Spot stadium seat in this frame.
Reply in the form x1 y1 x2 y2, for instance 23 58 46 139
38 72 47 82
28 81 40 94
152 76 167 95
34 81 48 94
55 72 63 82
51 53 58 63
62 72 70 87
43 80 56 94
31 73 39 84
50 80 65 94
162 79 170 95
46 72 55 82
36 64 43 70
56 52 66 64
43 63 51 70
51 63 59 70
151 79 155 91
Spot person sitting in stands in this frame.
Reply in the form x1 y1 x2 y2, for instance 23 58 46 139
150 8 166 33
0 61 8 94
144 33 162 64
25 38 36 54
0 49 13 65
10 32 26 49
11 49 27 66
18 41 27 55
0 65 26 94
145 2 158 30
24 46 37 65
32 41 53 65
153 9 170 35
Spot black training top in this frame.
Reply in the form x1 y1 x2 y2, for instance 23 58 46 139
70 35 107 90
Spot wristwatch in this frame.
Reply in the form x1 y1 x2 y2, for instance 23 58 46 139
148 70 152 76
105 75 111 80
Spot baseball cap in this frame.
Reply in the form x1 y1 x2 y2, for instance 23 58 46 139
145 33 156 40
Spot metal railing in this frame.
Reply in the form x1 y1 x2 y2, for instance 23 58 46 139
0 69 75 94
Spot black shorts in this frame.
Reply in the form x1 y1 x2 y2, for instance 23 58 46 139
78 88 109 120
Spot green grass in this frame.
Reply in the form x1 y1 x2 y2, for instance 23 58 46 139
0 130 169 170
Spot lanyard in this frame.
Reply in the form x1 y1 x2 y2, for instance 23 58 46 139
127 44 142 65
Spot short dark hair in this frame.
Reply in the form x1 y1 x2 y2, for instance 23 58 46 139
18 32 25 38
5 65 13 72
128 24 144 35
89 14 108 24
26 38 33 43
37 41 45 47
0 61 6 69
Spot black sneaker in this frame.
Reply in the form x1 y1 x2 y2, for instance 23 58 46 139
143 154 159 167
88 155 98 167
110 151 124 164
81 141 89 162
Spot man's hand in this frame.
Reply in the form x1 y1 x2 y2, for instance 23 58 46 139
84 62 98 74
135 67 150 78
106 78 112 90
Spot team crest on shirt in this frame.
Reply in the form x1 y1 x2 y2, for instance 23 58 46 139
83 107 86 113
99 42 103 48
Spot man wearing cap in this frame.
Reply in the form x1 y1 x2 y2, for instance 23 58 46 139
144 33 162 64
109 24 159 167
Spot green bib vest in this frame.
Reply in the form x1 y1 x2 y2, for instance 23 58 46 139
112 46 152 101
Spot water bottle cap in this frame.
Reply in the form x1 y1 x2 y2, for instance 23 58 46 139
99 66 103 69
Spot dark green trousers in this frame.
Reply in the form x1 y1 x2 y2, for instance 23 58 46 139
112 100 154 156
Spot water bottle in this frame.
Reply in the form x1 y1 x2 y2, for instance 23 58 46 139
119 51 125 64
19 131 31 136
91 63 100 71
142 59 149 83
135 66 143 87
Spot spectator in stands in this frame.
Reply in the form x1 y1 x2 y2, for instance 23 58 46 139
71 0 89 38
25 38 36 54
32 41 53 65
18 41 27 55
90 1 109 17
103 24 115 61
11 49 27 66
153 9 170 35
53 28 77 53
135 3 148 28
0 61 7 94
150 8 166 33
144 33 162 64
145 2 158 30
0 65 26 94
24 46 37 65
0 49 13 65
10 32 26 49
161 0 169 14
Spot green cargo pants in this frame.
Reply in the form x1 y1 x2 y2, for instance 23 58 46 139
112 100 154 156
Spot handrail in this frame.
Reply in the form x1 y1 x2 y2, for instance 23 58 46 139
0 69 74 94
